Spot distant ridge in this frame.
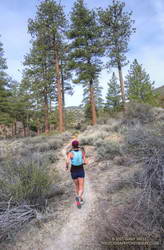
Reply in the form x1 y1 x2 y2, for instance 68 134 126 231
154 85 164 108
154 85 164 95
65 105 83 110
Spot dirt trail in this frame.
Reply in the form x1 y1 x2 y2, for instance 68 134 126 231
45 144 97 250
3 143 98 250
46 177 96 250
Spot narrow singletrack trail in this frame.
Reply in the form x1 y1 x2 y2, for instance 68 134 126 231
46 175 96 250
3 142 98 250
46 143 97 250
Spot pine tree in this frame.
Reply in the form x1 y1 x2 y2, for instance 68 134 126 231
67 0 104 125
23 41 53 134
83 79 103 120
83 79 103 107
60 43 73 106
126 59 157 105
0 37 12 125
10 80 34 136
27 0 68 132
106 72 121 111
98 0 135 105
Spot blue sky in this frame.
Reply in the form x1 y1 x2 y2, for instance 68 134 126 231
0 0 164 106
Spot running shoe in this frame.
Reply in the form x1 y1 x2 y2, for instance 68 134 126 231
80 198 85 205
75 196 81 209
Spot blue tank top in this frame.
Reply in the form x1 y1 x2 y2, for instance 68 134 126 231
71 150 83 166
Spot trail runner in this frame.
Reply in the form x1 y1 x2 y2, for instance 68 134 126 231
66 140 88 209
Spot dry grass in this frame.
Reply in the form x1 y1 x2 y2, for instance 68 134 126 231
0 132 72 243
84 104 164 249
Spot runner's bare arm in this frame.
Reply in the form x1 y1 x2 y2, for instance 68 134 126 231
66 152 72 169
82 151 88 165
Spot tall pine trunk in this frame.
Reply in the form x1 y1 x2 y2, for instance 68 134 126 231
26 113 29 137
61 60 65 107
61 64 65 128
23 125 26 137
37 119 40 136
14 120 17 136
50 97 53 113
118 62 125 105
89 80 97 125
55 53 64 132
11 123 14 136
44 89 49 134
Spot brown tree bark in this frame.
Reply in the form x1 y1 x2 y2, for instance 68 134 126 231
89 80 97 125
61 71 65 130
61 60 65 107
14 120 17 136
118 62 125 105
11 123 14 137
50 97 53 113
44 88 49 134
55 53 64 132
37 119 40 136
26 113 30 137
23 126 27 137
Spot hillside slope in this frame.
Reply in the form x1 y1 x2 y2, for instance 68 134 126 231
1 103 163 250
154 85 164 95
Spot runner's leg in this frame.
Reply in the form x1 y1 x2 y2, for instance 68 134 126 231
73 178 79 197
73 178 81 208
78 177 84 200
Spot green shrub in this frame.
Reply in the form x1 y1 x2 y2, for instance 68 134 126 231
108 179 134 194
28 139 62 152
18 138 63 157
19 132 71 152
21 136 47 145
95 140 122 160
0 157 52 204
33 142 49 152
79 131 109 146
51 131 71 143
125 102 155 124
79 135 95 145
42 150 59 163
124 125 164 159
47 138 63 150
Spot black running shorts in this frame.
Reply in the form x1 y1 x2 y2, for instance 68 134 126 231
70 164 85 179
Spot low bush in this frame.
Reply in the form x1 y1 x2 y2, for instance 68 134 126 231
0 133 67 205
23 138 63 153
42 150 59 163
35 142 50 152
0 132 71 243
0 157 52 204
47 138 63 150
79 131 109 146
98 125 164 246
79 135 94 145
107 179 134 194
124 102 155 124
10 136 66 158
21 136 47 145
97 111 123 125
95 140 122 160
124 126 164 160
